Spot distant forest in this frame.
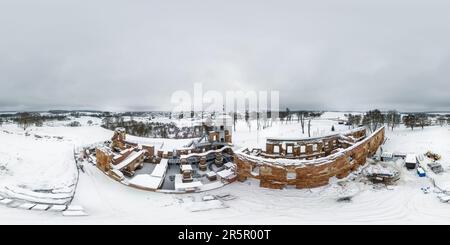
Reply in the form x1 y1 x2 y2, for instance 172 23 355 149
101 117 205 139
1 110 449 136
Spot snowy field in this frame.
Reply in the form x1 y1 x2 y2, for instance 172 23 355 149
1 113 450 224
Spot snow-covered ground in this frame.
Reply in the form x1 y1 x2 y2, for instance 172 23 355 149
1 114 450 224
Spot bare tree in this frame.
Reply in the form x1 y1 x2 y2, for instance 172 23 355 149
362 109 384 132
347 114 362 129
386 110 401 131
233 112 238 132
298 112 305 134
17 112 33 130
262 113 268 129
403 114 416 130
308 119 312 137
257 111 261 130
245 110 251 132
437 116 446 127
417 113 428 130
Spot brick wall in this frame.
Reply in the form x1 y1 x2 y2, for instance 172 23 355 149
235 127 385 189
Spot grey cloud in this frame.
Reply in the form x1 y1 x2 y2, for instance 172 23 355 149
0 0 449 112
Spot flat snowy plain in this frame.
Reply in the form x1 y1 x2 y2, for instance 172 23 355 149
1 113 450 224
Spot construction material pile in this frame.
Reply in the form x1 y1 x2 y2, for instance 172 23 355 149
426 151 441 161
363 163 400 185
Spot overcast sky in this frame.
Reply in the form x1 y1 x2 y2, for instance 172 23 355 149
1 0 450 112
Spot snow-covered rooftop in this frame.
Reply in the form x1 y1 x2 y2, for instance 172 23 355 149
151 159 168 178
405 154 417 163
112 150 145 170
181 164 193 172
129 174 163 190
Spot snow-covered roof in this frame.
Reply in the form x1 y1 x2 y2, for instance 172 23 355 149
111 169 124 179
181 164 193 172
224 162 235 169
112 150 145 170
180 146 232 159
364 164 398 176
151 159 168 178
129 174 163 190
405 154 417 164
206 172 217 177
217 169 234 179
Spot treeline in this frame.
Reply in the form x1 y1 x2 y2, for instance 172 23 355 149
346 110 450 132
0 112 69 130
234 109 324 133
101 117 205 139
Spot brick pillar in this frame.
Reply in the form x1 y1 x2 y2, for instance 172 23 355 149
199 156 207 171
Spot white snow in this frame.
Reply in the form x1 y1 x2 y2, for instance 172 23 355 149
48 205 67 212
406 154 418 164
62 210 88 217
112 150 145 170
151 159 168 178
66 205 84 212
17 203 36 210
31 204 49 211
128 159 168 190
180 165 193 172
175 174 203 191
0 199 13 205
1 114 450 224
217 169 234 179
129 175 163 190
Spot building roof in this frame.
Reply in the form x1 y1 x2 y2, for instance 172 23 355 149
217 169 234 179
405 154 417 163
151 159 168 178
112 150 145 170
129 174 163 190
206 172 217 177
181 164 193 172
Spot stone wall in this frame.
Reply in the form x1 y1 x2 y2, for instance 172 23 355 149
235 127 385 189
96 148 113 172
263 127 367 160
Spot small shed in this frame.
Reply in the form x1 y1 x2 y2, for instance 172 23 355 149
180 164 194 183
380 152 394 162
206 171 217 181
405 154 418 169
